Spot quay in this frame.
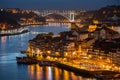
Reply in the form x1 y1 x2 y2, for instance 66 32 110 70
16 57 94 77
20 50 29 54
16 57 120 79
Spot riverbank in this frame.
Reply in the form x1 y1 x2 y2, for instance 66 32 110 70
20 22 47 26
0 24 81 80
39 60 120 79
55 61 94 77
16 57 94 77
0 27 29 36
16 57 120 79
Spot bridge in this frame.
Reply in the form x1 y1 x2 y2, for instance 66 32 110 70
38 10 75 22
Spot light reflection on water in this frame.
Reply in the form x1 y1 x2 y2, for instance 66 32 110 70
28 64 95 80
0 23 96 80
0 24 70 64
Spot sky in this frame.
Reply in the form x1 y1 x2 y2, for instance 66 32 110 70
0 0 118 10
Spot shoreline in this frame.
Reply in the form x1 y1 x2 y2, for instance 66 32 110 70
55 61 94 77
20 22 47 27
16 57 120 79
0 22 46 36
0 27 29 36
0 29 29 36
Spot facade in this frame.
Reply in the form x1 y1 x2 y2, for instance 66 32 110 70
64 42 75 53
27 35 76 57
60 30 89 42
109 51 120 66
93 26 120 40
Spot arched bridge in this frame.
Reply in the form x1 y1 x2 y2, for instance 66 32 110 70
39 10 75 22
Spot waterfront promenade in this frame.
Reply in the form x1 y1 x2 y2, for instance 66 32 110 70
0 27 29 36
16 56 120 79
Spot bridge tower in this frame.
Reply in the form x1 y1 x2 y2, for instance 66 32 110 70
69 12 75 22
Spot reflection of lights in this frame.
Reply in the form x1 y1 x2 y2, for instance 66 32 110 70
28 64 43 80
36 64 42 80
71 72 78 80
28 65 35 80
27 65 93 80
1 36 6 55
48 67 53 80
54 67 60 80
64 70 69 80
1 36 6 44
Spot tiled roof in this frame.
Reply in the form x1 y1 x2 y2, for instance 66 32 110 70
77 30 89 34
94 27 119 34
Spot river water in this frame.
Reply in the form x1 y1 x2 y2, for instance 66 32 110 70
0 23 96 80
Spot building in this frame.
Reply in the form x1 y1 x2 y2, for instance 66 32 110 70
94 5 120 26
93 26 120 40
4 8 20 14
59 30 89 41
109 51 120 66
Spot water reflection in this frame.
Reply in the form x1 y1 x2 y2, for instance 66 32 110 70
28 64 95 80
1 36 6 44
44 23 71 27
0 36 7 54
0 24 95 80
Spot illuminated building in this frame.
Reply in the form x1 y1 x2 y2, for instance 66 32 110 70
4 8 20 14
88 25 97 32
93 26 120 40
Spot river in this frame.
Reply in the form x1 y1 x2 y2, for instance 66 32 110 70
0 23 96 80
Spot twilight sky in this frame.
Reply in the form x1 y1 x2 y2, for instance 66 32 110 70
0 0 118 10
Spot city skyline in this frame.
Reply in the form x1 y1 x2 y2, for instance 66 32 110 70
0 0 118 10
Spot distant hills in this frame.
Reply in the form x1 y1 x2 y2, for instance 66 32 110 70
0 5 120 30
0 9 45 29
0 10 19 26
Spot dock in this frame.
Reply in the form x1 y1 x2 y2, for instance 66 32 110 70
16 57 120 79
